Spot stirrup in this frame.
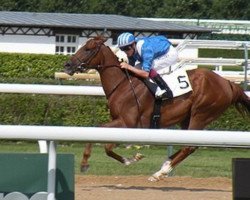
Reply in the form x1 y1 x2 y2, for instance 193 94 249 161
155 92 173 100
155 90 173 100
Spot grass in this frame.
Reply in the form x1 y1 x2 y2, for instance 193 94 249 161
0 141 249 178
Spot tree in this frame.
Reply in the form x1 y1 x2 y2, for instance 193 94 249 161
0 0 16 11
211 0 250 20
155 0 213 19
0 0 250 20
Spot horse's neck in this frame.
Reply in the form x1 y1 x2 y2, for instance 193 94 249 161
100 66 126 97
98 46 126 97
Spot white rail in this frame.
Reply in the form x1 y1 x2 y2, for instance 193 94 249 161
0 124 250 200
0 83 105 96
179 57 250 67
0 84 249 200
172 40 250 83
0 83 249 98
174 39 250 52
0 125 250 147
0 83 249 96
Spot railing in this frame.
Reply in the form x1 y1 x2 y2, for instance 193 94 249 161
0 83 249 200
173 39 250 88
173 39 250 52
178 58 248 67
0 125 250 200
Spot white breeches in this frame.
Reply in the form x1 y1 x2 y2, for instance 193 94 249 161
152 45 179 75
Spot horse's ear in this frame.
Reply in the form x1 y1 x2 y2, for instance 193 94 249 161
95 35 108 44
102 37 108 43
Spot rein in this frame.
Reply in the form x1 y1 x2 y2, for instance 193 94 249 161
124 69 141 108
73 43 142 119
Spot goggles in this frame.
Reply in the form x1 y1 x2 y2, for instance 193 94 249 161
120 45 132 51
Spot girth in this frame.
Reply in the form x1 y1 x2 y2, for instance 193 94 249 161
150 98 162 129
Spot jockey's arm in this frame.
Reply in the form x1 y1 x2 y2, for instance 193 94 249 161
120 62 149 78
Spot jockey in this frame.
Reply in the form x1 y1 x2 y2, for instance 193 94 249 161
117 32 179 99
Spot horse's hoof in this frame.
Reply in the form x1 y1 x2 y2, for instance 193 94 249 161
80 164 90 173
148 175 160 182
134 153 144 161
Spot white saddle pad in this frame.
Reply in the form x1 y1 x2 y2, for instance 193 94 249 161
156 68 192 98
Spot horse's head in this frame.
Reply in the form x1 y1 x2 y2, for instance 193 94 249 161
64 36 107 76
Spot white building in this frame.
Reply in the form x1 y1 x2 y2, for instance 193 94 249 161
0 11 212 55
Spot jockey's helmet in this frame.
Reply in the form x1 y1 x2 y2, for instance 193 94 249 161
117 32 135 48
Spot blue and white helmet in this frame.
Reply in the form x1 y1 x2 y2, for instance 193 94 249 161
117 32 135 48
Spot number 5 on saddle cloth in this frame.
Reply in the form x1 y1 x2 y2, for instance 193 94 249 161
143 68 193 129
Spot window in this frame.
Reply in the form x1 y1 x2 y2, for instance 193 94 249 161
56 35 65 43
67 46 76 54
55 46 64 54
55 34 78 55
67 35 76 43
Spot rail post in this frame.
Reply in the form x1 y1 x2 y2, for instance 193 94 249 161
243 43 249 90
47 141 57 200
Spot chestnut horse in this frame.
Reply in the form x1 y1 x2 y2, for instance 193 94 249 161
64 36 250 181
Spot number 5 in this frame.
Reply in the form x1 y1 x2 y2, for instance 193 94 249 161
177 75 189 89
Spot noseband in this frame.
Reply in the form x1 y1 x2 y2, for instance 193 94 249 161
74 43 103 72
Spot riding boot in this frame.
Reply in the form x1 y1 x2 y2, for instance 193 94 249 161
151 74 173 99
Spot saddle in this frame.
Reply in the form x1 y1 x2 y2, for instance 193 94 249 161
143 69 192 128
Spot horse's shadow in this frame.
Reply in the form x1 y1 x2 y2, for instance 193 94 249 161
92 185 230 193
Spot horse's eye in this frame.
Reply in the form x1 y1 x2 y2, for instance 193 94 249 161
85 48 91 52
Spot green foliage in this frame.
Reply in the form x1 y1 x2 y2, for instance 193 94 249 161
211 34 250 41
211 0 250 20
0 53 69 79
1 0 250 20
207 108 250 131
0 52 249 130
156 0 213 19
0 94 110 126
199 48 248 59
0 94 249 130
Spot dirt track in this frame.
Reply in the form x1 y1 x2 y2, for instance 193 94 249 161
75 175 232 200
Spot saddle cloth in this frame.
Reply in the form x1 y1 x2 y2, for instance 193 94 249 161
155 68 192 98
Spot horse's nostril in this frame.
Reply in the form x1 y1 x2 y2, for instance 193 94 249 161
64 62 70 67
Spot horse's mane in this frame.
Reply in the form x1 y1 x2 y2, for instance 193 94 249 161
94 35 108 43
89 36 146 86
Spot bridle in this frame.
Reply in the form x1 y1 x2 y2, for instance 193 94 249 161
70 41 142 122
73 43 104 72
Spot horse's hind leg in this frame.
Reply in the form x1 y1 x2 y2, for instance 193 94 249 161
80 143 92 172
148 119 202 182
148 146 197 181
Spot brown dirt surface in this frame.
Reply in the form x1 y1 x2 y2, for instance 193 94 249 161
75 175 232 200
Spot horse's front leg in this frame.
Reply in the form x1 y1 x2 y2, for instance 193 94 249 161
103 119 144 165
80 143 92 172
105 143 144 165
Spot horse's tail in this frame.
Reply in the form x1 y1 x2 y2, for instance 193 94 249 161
230 82 250 118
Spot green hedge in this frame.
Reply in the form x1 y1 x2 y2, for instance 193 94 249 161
199 49 248 59
0 52 249 131
0 93 249 130
0 49 248 79
0 53 69 79
0 94 110 126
